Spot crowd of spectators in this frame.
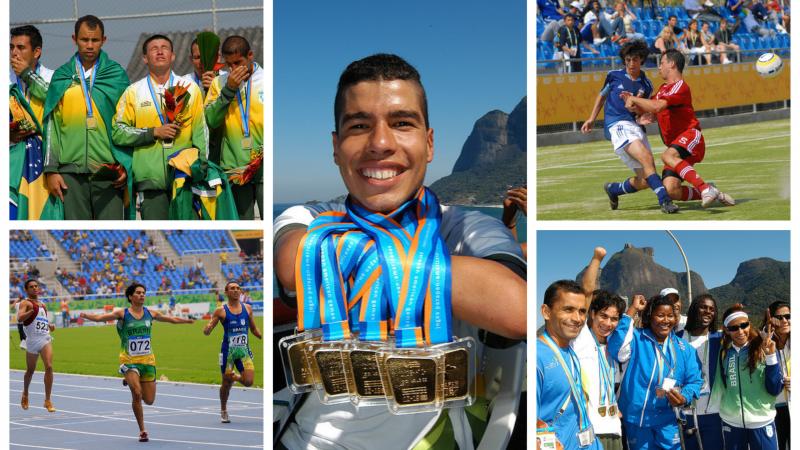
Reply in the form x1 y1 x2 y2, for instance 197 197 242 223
538 0 790 72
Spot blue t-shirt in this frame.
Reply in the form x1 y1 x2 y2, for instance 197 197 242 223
538 0 564 21
600 69 653 139
537 337 602 449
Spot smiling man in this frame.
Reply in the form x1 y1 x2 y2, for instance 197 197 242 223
43 15 131 220
112 34 208 220
273 53 526 449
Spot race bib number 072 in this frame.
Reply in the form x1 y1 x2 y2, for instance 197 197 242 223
128 336 152 356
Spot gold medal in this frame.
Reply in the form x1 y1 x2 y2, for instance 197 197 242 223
314 349 348 396
241 136 253 150
598 406 607 417
162 139 174 149
609 405 617 416
443 348 469 400
86 117 97 130
385 356 438 405
287 340 313 386
349 350 384 397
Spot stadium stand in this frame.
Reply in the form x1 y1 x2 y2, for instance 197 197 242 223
10 230 53 261
165 230 237 255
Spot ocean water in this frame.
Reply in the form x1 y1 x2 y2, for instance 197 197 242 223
272 202 527 296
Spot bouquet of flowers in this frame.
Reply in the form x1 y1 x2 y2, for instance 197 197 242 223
226 148 263 185
10 94 36 136
163 83 191 125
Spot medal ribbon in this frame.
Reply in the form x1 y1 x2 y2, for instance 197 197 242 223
235 65 253 138
654 334 676 387
146 72 175 125
75 55 98 120
593 336 615 408
539 331 592 431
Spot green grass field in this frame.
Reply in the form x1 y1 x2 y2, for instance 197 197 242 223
10 317 264 387
537 119 790 220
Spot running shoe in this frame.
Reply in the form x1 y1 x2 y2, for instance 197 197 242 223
44 399 55 412
21 393 28 410
717 191 736 206
701 185 720 208
661 199 679 214
139 431 149 442
19 340 26 350
604 183 619 210
221 410 231 423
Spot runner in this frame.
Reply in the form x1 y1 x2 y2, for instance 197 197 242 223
203 281 262 423
17 279 56 413
79 282 194 442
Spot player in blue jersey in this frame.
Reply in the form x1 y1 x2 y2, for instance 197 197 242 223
203 281 262 423
581 40 679 214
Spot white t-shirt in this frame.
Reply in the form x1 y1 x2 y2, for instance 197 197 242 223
776 341 790 406
572 325 623 436
274 202 526 450
686 333 719 415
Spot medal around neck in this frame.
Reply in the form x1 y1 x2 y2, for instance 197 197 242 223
278 328 322 394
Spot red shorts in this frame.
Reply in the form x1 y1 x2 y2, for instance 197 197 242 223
663 128 706 173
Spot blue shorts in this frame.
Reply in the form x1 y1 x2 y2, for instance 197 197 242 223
722 421 778 450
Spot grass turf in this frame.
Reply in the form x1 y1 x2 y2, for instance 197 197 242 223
537 119 790 220
10 317 264 387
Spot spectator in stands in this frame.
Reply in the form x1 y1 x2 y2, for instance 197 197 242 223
766 0 789 32
667 15 688 46
637 0 660 20
685 0 704 18
556 14 599 73
539 0 569 42
684 19 713 64
699 21 719 61
616 1 646 41
726 0 747 30
742 3 777 36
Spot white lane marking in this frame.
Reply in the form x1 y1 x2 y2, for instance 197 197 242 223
9 370 263 391
538 133 790 170
10 422 262 448
10 404 263 434
11 444 76 450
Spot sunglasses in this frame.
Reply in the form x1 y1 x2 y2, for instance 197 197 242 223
773 313 791 321
726 322 750 332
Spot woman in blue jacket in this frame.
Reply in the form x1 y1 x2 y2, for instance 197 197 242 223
608 294 704 450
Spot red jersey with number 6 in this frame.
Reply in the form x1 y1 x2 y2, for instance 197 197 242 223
654 79 701 145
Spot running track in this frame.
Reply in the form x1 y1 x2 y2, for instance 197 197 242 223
10 370 263 449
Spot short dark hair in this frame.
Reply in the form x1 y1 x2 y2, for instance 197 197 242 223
75 15 104 37
224 281 240 291
142 34 173 54
543 279 584 307
685 293 718 333
662 49 686 73
668 14 678 21
24 279 38 289
221 35 250 57
619 39 650 61
641 294 676 329
768 300 790 315
334 53 429 134
11 25 43 50
125 282 146 302
588 290 626 322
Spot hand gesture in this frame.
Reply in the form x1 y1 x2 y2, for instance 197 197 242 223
619 91 633 102
637 112 656 126
632 294 647 312
153 123 180 140
665 388 686 407
112 167 127 189
761 317 776 354
46 173 68 201
593 246 607 261
225 65 251 90
201 71 216 90
10 54 29 76
580 119 593 134
79 312 87 319
503 187 527 216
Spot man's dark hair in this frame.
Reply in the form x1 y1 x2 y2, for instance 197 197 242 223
221 35 251 57
74 15 104 37
662 49 686 73
768 300 790 316
224 281 240 291
334 53 429 134
24 279 38 289
619 39 650 61
588 289 626 326
543 279 584 307
668 14 678 21
125 282 146 302
640 294 676 329
142 34 173 54
685 293 718 333
11 25 43 51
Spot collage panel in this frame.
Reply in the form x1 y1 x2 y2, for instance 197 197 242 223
10 1 264 221
535 0 790 220
273 1 527 448
536 230 791 450
9 229 265 448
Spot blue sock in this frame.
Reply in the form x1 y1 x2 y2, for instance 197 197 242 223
608 178 636 196
646 174 671 205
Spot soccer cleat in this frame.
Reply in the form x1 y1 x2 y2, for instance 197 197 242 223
44 399 55 413
123 379 128 387
139 431 149 442
701 185 720 208
21 393 28 410
717 190 736 206
661 200 679 214
221 410 231 423
19 340 26 350
604 183 619 210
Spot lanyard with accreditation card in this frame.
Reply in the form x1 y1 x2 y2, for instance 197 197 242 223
236 63 255 151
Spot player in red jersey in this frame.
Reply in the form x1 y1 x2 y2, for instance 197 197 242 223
622 49 735 208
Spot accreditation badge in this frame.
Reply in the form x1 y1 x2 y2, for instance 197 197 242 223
278 329 322 394
343 340 389 407
432 336 477 408
577 426 596 447
306 340 351 404
377 345 445 415
241 136 253 150
86 117 97 130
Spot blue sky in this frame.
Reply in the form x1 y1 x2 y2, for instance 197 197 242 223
536 230 790 316
274 0 526 203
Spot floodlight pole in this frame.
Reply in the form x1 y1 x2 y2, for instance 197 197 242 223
665 230 692 302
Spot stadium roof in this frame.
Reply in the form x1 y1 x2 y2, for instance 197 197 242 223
125 26 263 81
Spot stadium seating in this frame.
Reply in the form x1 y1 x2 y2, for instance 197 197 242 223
221 262 265 287
10 233 53 261
165 230 237 255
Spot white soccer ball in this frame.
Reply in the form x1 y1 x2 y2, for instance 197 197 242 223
755 53 783 78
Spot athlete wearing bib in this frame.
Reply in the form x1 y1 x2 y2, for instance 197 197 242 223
81 282 193 442
17 279 56 413
204 281 262 423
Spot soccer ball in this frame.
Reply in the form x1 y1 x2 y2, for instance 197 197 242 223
755 53 783 78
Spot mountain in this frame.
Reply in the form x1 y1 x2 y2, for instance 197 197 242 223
429 97 526 205
576 245 790 316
